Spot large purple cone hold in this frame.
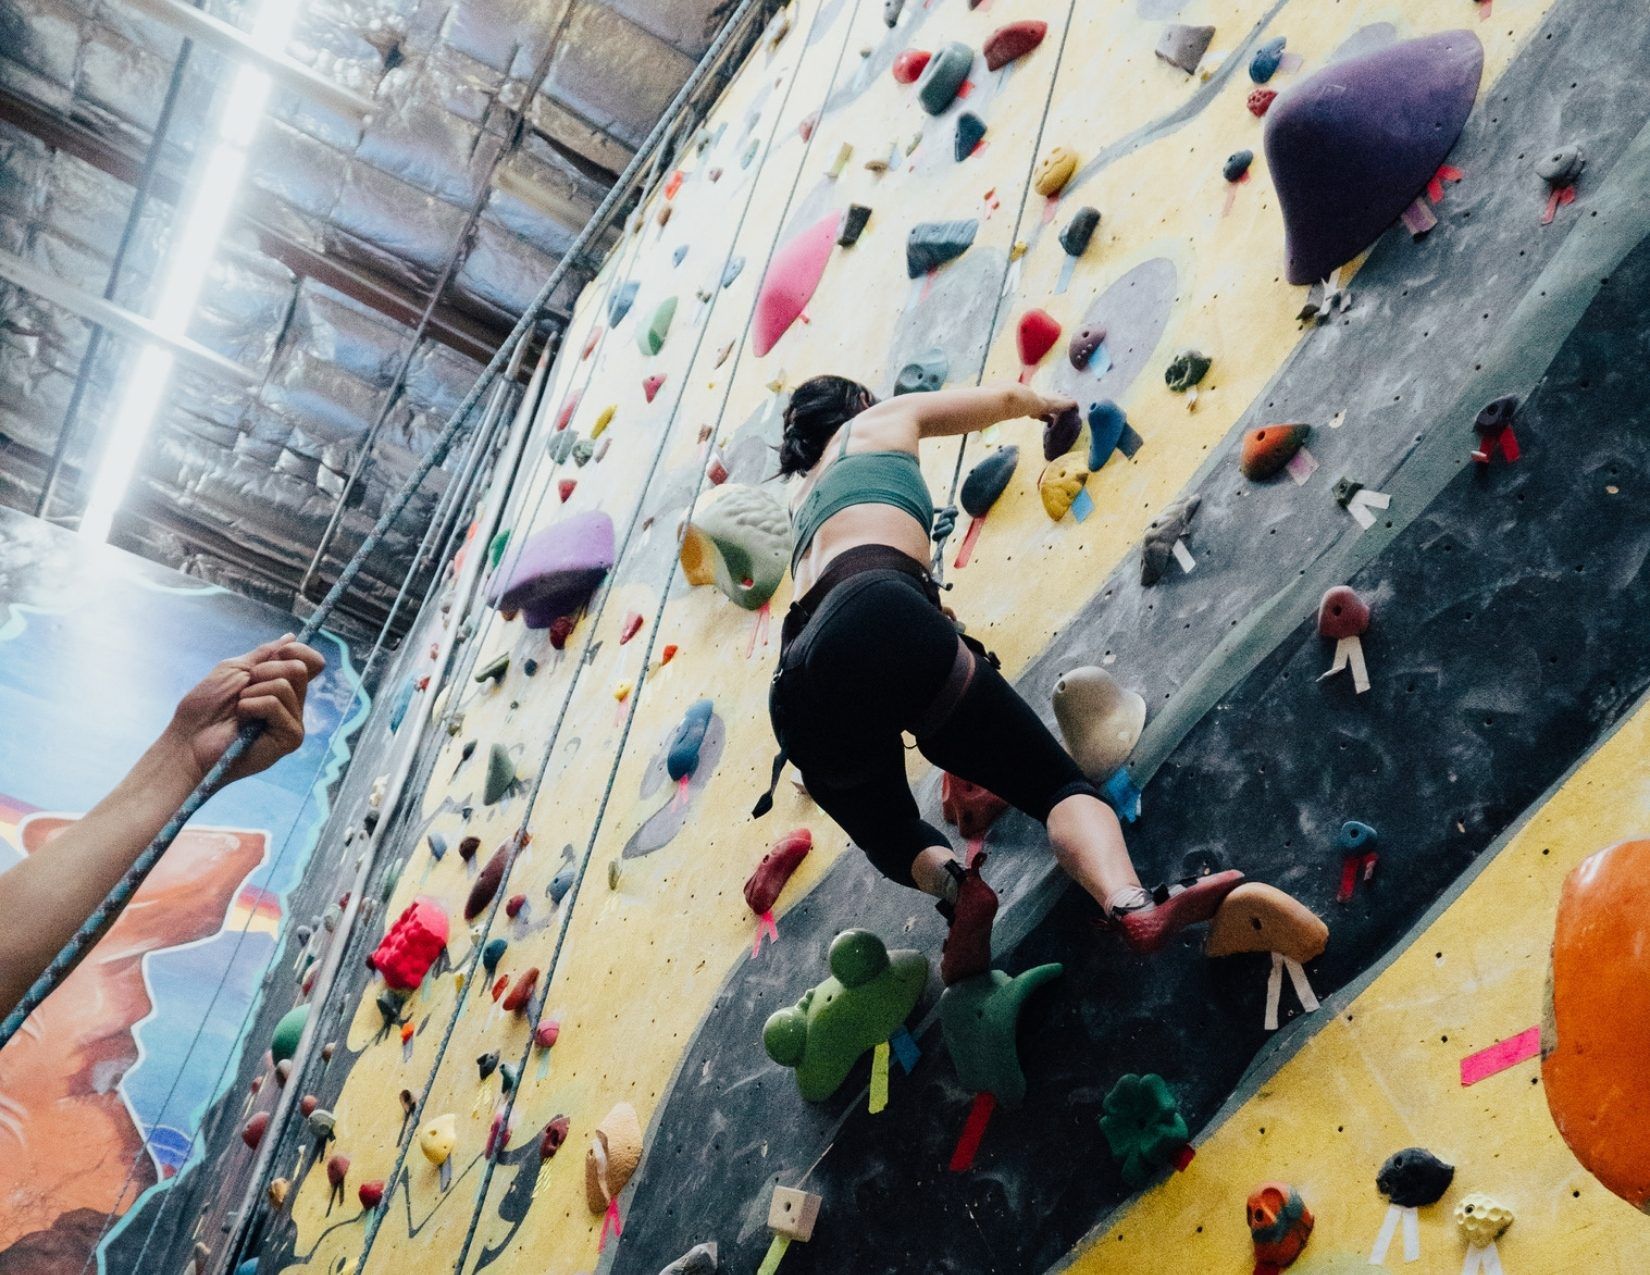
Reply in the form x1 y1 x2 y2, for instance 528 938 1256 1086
1265 30 1483 285
487 510 615 629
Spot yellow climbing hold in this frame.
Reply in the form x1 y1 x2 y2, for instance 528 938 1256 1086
869 1039 891 1114
419 1113 457 1167
614 680 633 702
1034 146 1079 197
1039 455 1089 520
1009 240 1029 261
591 405 615 438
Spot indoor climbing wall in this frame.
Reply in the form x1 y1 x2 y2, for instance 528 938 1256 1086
209 0 1650 1271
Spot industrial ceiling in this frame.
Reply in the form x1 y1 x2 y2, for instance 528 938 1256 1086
0 0 753 642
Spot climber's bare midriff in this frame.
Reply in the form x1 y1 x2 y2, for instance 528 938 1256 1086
791 504 932 596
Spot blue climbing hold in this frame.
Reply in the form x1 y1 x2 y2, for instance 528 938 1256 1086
389 677 415 733
722 256 746 288
549 867 574 903
954 112 986 161
427 833 447 861
673 244 689 266
1250 36 1286 84
1224 149 1255 182
482 938 508 974
1088 400 1127 472
666 699 715 782
609 281 638 326
1338 820 1378 852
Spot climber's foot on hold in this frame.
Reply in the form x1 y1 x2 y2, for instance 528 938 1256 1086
939 855 998 985
1105 870 1244 955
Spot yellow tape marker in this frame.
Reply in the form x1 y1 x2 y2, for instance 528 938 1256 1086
869 1039 891 1115
757 1233 792 1275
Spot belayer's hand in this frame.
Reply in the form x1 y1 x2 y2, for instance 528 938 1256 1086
162 635 328 787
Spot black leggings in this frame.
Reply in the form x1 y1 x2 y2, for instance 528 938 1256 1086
771 550 1098 888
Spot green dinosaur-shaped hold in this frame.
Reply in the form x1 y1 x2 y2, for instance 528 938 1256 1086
1099 1072 1190 1187
938 963 1063 1107
763 930 928 1101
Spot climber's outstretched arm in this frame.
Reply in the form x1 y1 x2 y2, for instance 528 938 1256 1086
0 637 325 1018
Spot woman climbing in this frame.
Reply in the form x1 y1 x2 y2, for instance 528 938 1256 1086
761 374 1242 983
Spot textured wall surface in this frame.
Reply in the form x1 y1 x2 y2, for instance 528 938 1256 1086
165 0 1650 1271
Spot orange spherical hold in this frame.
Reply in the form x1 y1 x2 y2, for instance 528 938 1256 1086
1544 839 1650 1211
1239 423 1311 480
1248 1182 1313 1268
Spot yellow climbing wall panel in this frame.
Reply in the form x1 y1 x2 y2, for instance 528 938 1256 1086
274 0 1650 1270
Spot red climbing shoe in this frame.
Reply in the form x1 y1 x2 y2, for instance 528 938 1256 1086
1109 870 1245 956
940 855 999 985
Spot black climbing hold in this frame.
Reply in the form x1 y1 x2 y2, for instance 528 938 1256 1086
1141 496 1199 586
1043 405 1082 461
955 112 987 161
894 349 949 396
906 219 979 278
1223 150 1254 182
1250 36 1286 84
609 281 638 326
1059 207 1101 257
1164 350 1211 392
1377 1148 1455 1207
917 42 973 115
523 658 539 676
838 205 873 248
482 937 508 973
460 740 476 762
477 1051 500 1082
1156 24 1214 75
1332 477 1364 507
960 446 1019 518
1475 395 1518 434
1536 145 1585 187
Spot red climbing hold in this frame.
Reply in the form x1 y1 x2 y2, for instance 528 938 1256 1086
326 1155 350 1190
1248 88 1277 117
940 853 999 986
892 49 932 84
983 20 1047 71
465 846 509 921
242 1112 269 1149
299 1094 318 1118
554 393 580 432
942 773 1008 840
458 835 479 862
752 211 842 357
535 1020 561 1049
540 1114 570 1158
558 478 576 503
620 612 644 644
370 897 450 992
1017 309 1062 369
503 967 540 1014
745 829 813 915
1316 586 1370 639
359 1180 385 1210
664 169 684 200
505 893 527 918
644 373 666 403
581 328 601 360
549 615 575 650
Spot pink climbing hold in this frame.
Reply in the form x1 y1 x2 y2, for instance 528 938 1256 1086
1017 308 1063 370
752 211 843 358
535 1019 561 1049
643 373 666 403
893 49 932 84
555 393 579 432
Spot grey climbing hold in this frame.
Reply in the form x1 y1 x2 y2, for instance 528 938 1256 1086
609 281 638 326
549 867 574 903
960 446 1019 517
884 0 903 26
483 743 515 805
427 833 447 861
1164 349 1211 392
1068 323 1106 370
1250 36 1286 83
476 1051 499 1081
917 42 973 115
955 112 987 161
1059 207 1101 257
906 219 979 277
546 431 577 463
838 205 872 248
660 1242 720 1274
1155 24 1214 75
894 349 949 396
1536 144 1584 187
1224 150 1254 182
1141 496 1199 586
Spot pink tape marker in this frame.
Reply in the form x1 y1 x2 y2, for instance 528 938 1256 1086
752 909 779 958
1460 1025 1541 1086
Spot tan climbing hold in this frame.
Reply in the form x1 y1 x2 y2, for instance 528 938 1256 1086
585 1102 644 1212
1454 1194 1513 1245
1039 455 1089 520
769 1185 822 1241
1034 146 1079 198
1206 883 1328 962
267 1177 290 1209
419 1113 457 1166
1052 667 1147 778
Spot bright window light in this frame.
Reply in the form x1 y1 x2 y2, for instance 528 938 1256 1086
79 1 303 545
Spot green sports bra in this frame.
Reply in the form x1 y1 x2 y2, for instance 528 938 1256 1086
790 421 934 570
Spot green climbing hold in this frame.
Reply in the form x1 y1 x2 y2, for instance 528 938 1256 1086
638 296 678 356
271 1004 310 1065
939 963 1063 1107
486 530 511 569
917 42 973 115
474 654 509 685
763 930 928 1101
1164 349 1211 392
679 484 793 611
1099 1073 1190 1187
483 743 515 805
